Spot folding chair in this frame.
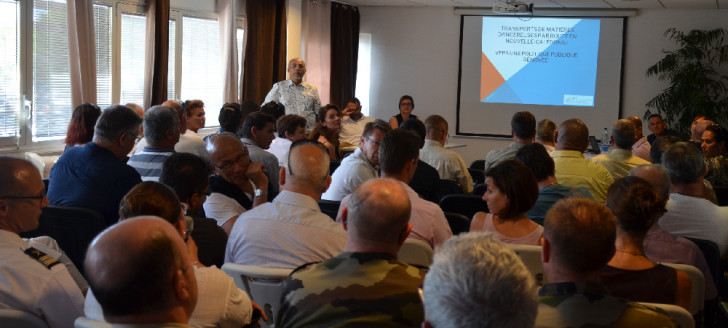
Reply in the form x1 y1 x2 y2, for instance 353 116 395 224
0 309 48 328
397 238 433 267
221 263 292 328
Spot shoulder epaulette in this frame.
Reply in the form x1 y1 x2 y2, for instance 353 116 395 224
24 247 61 270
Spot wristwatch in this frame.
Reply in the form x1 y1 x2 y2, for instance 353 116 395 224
254 189 268 197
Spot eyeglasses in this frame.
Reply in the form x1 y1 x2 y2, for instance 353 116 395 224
1 190 45 203
399 102 413 107
365 136 382 146
215 152 248 171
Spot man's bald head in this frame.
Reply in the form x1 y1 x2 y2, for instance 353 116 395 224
346 178 411 245
285 139 330 194
555 119 589 151
0 158 47 233
630 164 671 202
0 157 40 197
207 132 245 162
85 217 196 322
162 100 187 134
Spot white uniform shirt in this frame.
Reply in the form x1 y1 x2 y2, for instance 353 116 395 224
264 80 321 130
420 140 474 193
0 229 85 328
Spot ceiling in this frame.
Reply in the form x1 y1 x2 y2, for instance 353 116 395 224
339 0 726 9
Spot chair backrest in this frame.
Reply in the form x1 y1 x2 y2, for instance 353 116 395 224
397 238 433 267
713 186 728 206
473 183 486 196
470 159 485 171
318 200 341 221
685 237 721 299
437 179 462 200
0 309 48 328
505 244 545 286
74 317 112 328
439 194 488 220
467 168 485 185
221 263 292 328
639 302 695 328
443 212 470 235
661 263 705 315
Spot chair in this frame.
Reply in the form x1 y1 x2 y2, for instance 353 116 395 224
685 237 722 300
639 302 695 328
437 179 463 200
505 244 545 286
470 159 485 171
714 186 728 206
397 238 433 267
467 168 485 185
19 205 106 275
0 309 47 328
318 200 341 221
473 183 486 196
74 317 111 328
439 194 488 220
444 212 470 235
662 263 705 316
221 263 292 328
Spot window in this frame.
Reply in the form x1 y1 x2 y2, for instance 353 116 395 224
0 0 20 139
94 3 112 109
180 16 222 126
119 13 146 105
356 33 372 116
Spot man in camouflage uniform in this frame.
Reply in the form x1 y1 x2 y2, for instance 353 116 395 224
277 178 426 328
536 198 677 327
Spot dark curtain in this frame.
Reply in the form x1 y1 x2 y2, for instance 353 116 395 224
330 2 359 109
243 0 287 105
143 0 170 109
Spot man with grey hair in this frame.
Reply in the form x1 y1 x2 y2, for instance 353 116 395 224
128 105 180 182
226 139 346 268
423 233 537 328
484 111 536 171
631 164 718 300
49 104 142 226
591 119 650 180
264 58 322 130
278 178 426 327
657 142 728 255
535 119 557 153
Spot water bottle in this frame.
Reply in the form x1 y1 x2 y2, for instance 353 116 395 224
601 128 610 152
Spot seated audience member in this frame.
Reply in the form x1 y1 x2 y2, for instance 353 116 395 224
631 164 718 300
131 100 190 157
536 198 677 327
389 95 418 129
484 111 536 171
694 118 716 146
183 100 206 138
600 176 692 310
702 124 728 187
550 118 614 202
423 233 537 328
240 111 280 196
650 135 681 164
322 119 391 201
470 160 542 246
337 129 452 249
515 143 592 225
160 153 227 268
48 104 142 227
260 101 286 122
626 116 651 162
204 103 244 143
128 105 180 181
226 140 346 269
647 114 679 145
204 132 269 234
658 142 728 255
64 102 102 152
267 114 308 168
126 103 145 155
400 118 441 203
278 178 426 327
689 115 708 148
591 119 650 180
0 158 84 328
175 100 208 159
535 119 557 153
308 104 342 160
84 217 198 327
339 97 375 148
85 182 256 328
420 115 473 193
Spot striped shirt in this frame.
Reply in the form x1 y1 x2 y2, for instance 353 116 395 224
127 146 175 182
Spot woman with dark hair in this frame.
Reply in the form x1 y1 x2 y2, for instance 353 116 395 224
702 124 728 186
469 160 542 245
308 104 342 160
600 176 692 311
389 95 418 129
203 102 244 143
64 103 101 151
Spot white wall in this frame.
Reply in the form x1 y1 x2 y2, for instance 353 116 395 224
359 7 728 165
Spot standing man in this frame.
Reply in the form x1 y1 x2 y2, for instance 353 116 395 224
264 58 321 130
647 114 679 145
339 97 375 148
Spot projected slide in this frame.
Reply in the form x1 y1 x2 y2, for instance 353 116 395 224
480 17 600 107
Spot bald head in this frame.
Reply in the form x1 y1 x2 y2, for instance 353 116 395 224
85 217 196 322
630 164 671 202
0 158 47 233
162 100 187 134
207 132 245 162
345 178 411 247
0 157 41 196
285 140 331 195
555 119 589 151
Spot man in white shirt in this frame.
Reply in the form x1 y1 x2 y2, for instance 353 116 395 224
267 114 308 168
322 119 392 201
591 119 650 180
226 140 347 269
264 58 322 130
339 97 375 149
420 115 473 193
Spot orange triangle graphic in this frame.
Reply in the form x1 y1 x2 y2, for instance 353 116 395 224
480 52 505 101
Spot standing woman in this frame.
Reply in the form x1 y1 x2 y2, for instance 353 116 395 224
64 103 102 152
702 124 728 187
389 95 418 129
183 99 206 138
309 104 342 160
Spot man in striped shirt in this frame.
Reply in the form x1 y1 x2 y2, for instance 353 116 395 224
128 105 180 182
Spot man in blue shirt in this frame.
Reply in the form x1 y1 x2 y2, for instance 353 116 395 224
48 104 142 227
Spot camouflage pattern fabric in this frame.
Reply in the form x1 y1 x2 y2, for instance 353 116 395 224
535 282 678 328
277 252 427 328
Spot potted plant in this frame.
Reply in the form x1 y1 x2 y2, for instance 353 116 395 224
644 28 728 140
